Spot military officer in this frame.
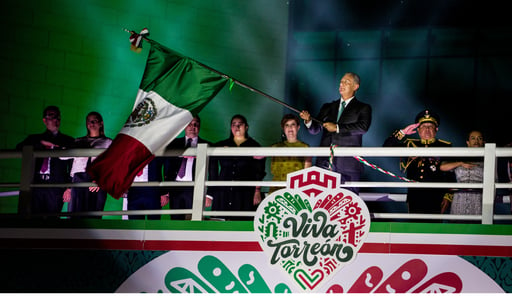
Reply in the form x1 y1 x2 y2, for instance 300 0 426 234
383 109 454 215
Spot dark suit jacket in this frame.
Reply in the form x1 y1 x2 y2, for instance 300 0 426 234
309 97 372 174
162 136 212 196
16 130 75 184
163 137 211 180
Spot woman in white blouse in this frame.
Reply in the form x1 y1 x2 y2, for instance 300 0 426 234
62 112 112 218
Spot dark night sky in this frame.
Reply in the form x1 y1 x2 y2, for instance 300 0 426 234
287 0 512 147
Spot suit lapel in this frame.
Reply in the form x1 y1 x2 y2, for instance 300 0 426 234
327 100 340 122
337 98 358 123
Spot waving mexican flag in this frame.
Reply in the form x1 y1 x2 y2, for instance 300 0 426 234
87 40 228 199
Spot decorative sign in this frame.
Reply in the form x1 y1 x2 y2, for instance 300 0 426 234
115 167 505 293
254 166 370 291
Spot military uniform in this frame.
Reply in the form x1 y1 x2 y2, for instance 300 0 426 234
383 110 454 214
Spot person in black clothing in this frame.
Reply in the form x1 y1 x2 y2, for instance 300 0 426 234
16 106 75 216
209 114 266 221
383 109 454 215
161 116 213 220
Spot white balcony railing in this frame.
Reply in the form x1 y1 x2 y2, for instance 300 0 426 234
2 144 512 224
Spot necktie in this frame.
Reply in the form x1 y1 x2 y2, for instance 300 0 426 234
337 101 346 121
177 138 192 178
40 145 52 173
40 158 49 173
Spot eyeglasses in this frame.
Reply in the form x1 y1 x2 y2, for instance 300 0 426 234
45 114 61 121
87 119 100 124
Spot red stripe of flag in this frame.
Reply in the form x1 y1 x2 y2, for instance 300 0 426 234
87 134 153 199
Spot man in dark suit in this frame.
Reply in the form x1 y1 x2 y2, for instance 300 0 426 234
161 116 212 220
299 72 372 194
16 106 75 216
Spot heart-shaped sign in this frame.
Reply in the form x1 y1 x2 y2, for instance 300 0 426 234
255 166 371 292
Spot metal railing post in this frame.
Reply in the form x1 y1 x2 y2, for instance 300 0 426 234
191 143 208 221
18 146 35 218
482 143 496 224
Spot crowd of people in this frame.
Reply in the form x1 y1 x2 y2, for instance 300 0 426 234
15 72 511 221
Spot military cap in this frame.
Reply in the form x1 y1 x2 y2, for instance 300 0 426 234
415 109 440 127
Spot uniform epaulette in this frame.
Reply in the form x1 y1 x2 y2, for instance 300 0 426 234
438 139 452 145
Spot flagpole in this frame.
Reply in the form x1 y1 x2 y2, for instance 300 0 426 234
124 28 323 124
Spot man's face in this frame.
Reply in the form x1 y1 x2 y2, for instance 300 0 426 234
417 122 437 140
467 131 484 147
185 118 200 138
43 111 61 132
338 74 359 100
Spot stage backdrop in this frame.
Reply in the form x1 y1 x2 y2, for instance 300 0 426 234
1 0 289 215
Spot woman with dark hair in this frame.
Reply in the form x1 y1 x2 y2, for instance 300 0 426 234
440 130 485 215
269 114 312 194
62 111 112 218
209 114 266 220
